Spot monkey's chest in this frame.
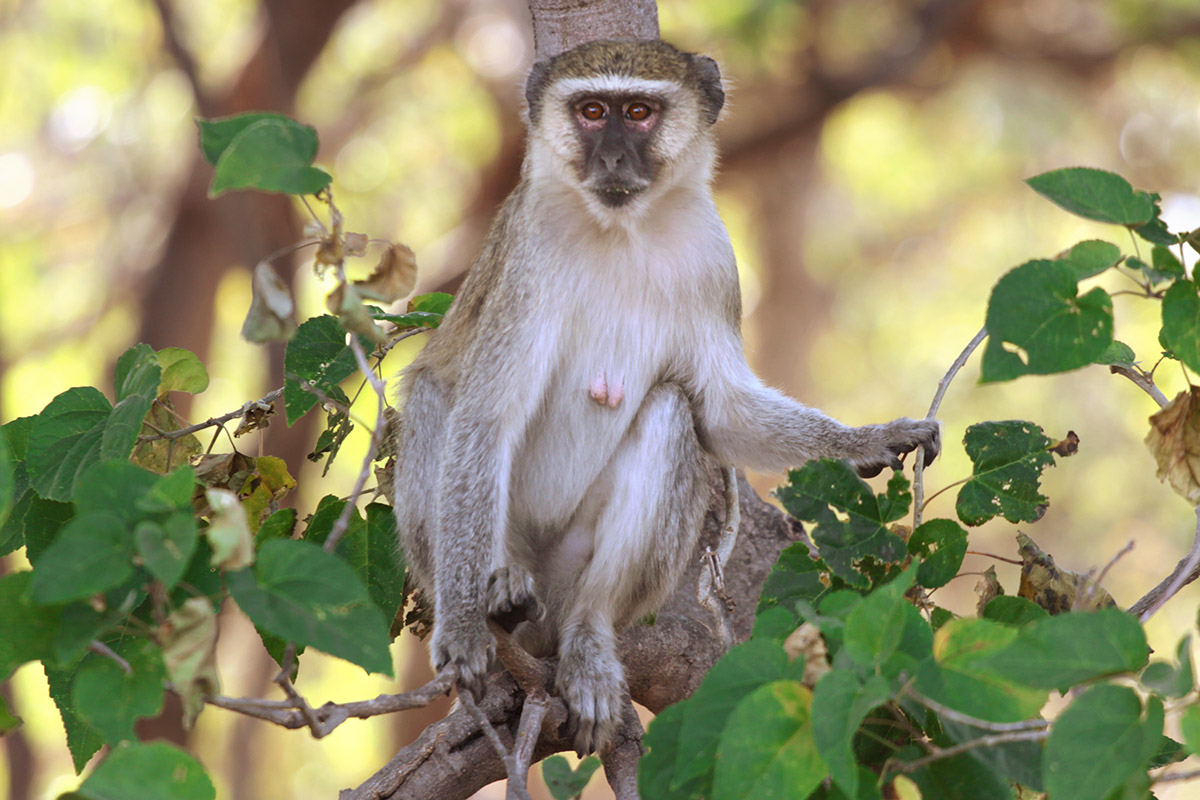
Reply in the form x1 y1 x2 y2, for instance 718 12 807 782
508 307 674 530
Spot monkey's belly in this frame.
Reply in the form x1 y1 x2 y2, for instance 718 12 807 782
508 380 646 534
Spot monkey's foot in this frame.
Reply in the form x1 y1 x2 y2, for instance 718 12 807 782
487 565 545 633
588 371 625 409
556 634 624 755
849 417 942 478
431 616 494 703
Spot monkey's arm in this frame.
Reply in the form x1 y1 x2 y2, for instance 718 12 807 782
688 328 939 477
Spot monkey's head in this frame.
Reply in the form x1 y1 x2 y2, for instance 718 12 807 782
524 40 725 217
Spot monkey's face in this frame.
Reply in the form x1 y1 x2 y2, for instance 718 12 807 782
569 91 664 208
524 41 725 221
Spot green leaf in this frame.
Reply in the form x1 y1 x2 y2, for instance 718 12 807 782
811 672 890 797
135 513 197 589
1180 705 1200 757
72 741 215 800
44 661 104 773
22 496 75 563
255 507 297 547
113 343 162 402
917 618 1048 723
409 292 454 315
1026 167 1155 225
1148 735 1187 769
981 596 1048 627
1057 239 1122 280
208 117 330 197
26 387 112 502
979 607 1148 690
226 539 393 675
1043 686 1162 800
0 572 60 679
669 640 805 793
1161 280 1200 374
907 519 967 589
640 702 699 799
940 716 1045 790
30 512 134 604
72 639 166 745
843 569 917 667
303 498 406 623
0 693 20 735
100 394 154 462
1095 340 1137 367
899 745 1014 800
197 112 299 164
981 259 1113 382
777 460 909 587
1136 209 1180 246
157 347 210 396
74 460 159 527
712 681 826 800
373 292 452 329
0 433 13 533
955 421 1054 526
542 755 602 800
283 315 362 425
757 543 836 616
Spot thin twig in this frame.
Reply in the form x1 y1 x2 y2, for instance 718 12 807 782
325 314 391 554
1134 506 1200 621
888 729 1049 774
1154 765 1200 784
913 326 987 527
1110 365 1170 408
137 388 284 444
459 691 532 800
205 669 455 736
698 466 740 651
900 685 1048 733
87 641 132 674
1076 540 1133 610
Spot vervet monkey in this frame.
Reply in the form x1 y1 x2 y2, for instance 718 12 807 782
392 39 940 753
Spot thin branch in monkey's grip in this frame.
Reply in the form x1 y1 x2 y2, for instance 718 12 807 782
697 466 740 651
510 690 551 800
913 326 987 527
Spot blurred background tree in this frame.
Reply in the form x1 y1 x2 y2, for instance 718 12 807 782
2 0 1200 797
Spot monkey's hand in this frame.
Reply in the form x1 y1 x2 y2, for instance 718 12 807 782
431 615 494 703
848 417 941 479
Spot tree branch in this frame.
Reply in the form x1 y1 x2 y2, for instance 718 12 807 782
1131 505 1200 620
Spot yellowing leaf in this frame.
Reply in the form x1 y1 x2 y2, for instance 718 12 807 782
204 488 253 570
974 565 1004 616
1146 388 1200 505
131 400 203 474
1017 532 1114 613
241 456 296 532
160 597 220 728
241 261 297 343
354 244 417 304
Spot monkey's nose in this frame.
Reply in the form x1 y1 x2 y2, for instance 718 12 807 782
600 151 622 171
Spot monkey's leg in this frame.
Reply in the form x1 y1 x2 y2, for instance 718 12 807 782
556 382 710 754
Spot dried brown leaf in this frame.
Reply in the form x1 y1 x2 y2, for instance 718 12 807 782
783 622 831 687
1146 388 1200 505
233 400 275 438
241 261 296 343
160 597 220 728
132 399 203 474
354 243 417 303
1049 430 1080 458
344 232 369 256
326 281 387 345
974 565 1004 616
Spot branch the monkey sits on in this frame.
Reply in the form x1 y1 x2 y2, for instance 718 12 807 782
392 39 940 754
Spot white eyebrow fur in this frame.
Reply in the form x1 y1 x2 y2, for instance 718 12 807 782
551 76 682 98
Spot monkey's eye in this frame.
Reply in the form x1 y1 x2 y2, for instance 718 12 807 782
580 101 606 121
625 102 652 122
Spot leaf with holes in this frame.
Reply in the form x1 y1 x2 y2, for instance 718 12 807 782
956 421 1054 526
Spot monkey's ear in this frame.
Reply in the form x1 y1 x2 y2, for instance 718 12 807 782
690 55 725 126
525 60 553 125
